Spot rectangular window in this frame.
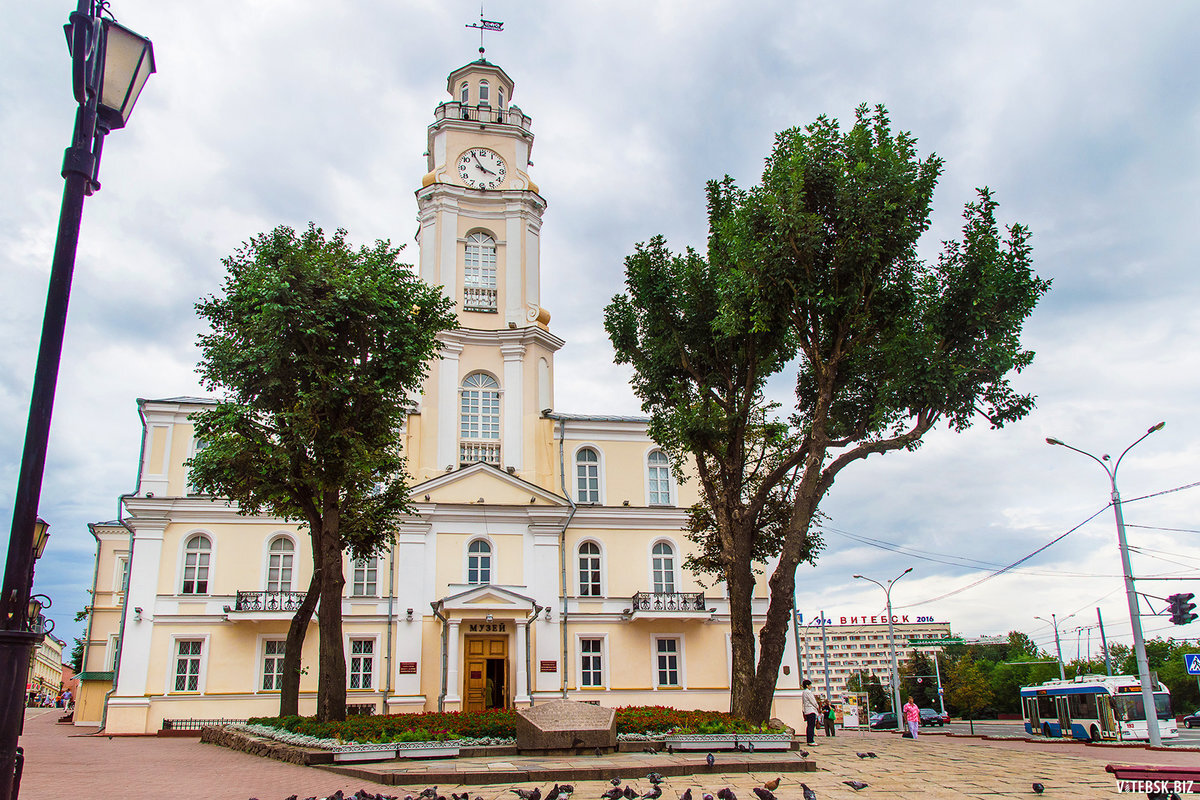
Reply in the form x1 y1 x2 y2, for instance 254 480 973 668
174 640 203 692
581 638 603 687
262 640 285 691
116 556 129 594
656 638 680 687
349 639 374 690
107 635 121 671
352 558 378 596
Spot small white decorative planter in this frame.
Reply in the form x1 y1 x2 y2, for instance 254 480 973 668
396 741 461 759
664 733 791 752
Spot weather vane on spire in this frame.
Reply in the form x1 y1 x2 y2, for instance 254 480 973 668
466 5 504 57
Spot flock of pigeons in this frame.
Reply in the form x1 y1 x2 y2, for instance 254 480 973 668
249 754 1052 799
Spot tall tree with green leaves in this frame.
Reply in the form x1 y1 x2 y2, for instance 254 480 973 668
606 105 1049 723
188 224 455 721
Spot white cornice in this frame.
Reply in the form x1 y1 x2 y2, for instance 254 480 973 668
438 326 564 353
567 505 690 530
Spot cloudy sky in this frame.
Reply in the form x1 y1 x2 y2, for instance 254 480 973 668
3 1 1198 660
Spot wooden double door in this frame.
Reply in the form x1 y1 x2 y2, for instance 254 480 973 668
464 636 508 712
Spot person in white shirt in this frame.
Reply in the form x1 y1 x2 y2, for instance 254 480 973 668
800 679 820 745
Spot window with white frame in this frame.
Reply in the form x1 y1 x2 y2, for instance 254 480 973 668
352 556 378 597
261 639 285 691
652 542 675 594
478 79 490 104
266 537 293 593
460 373 500 465
655 637 680 687
107 634 121 670
575 447 600 503
467 539 492 585
647 450 672 505
580 637 604 687
181 534 211 594
174 639 204 692
460 81 469 104
115 555 129 595
349 638 374 689
463 233 498 312
578 542 601 597
498 88 505 109
187 439 209 495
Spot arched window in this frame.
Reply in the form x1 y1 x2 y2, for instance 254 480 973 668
460 373 501 465
460 81 469 104
652 541 675 594
575 447 600 503
463 232 498 311
647 450 672 505
578 542 601 596
479 79 490 104
182 534 212 595
498 88 505 109
467 539 492 585
266 537 293 593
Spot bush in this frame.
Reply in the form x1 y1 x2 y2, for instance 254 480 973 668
246 705 768 745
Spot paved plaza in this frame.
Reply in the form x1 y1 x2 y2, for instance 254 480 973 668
16 708 1198 799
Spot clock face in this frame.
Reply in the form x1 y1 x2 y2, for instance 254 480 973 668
457 148 507 189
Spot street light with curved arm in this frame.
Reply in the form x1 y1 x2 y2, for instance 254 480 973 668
1033 612 1075 681
1045 422 1165 745
854 567 913 732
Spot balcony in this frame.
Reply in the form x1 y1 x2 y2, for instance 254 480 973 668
434 101 531 131
460 441 501 466
628 591 711 620
226 590 311 621
463 286 497 312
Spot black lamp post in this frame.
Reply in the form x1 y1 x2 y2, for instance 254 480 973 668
0 3 152 798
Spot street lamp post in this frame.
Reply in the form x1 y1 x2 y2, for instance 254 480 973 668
1046 422 1165 747
1034 612 1075 681
854 567 913 733
0 4 153 798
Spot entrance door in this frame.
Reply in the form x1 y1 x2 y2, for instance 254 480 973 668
464 636 508 712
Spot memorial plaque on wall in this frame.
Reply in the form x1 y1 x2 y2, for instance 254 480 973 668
540 660 557 673
398 662 417 674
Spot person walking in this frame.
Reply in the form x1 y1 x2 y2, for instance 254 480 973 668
801 679 819 745
902 696 920 739
822 699 836 737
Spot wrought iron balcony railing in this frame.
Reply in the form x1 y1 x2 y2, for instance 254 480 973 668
632 591 706 613
234 590 308 612
434 101 532 131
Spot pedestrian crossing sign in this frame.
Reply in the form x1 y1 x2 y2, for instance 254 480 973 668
1186 653 1200 675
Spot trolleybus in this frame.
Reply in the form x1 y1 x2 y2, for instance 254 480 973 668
1020 674 1178 741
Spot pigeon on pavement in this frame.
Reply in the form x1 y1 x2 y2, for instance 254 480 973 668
716 789 736 800
1032 784 1045 795
512 789 541 800
545 785 564 800
679 789 692 800
640 787 662 800
751 789 775 800
706 753 715 767
623 786 638 799
418 789 438 800
801 785 817 800
799 750 810 758
601 788 623 800
647 774 664 785
843 781 868 791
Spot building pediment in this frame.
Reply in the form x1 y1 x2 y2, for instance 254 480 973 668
410 462 566 507
439 583 538 613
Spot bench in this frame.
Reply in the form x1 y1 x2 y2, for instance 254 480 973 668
1105 764 1200 798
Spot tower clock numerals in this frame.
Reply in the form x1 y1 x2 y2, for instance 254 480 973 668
457 147 507 189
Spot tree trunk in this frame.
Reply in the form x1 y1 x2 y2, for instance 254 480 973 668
278 569 320 717
727 522 759 720
315 500 347 723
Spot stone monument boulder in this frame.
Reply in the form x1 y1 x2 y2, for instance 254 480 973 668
515 699 617 754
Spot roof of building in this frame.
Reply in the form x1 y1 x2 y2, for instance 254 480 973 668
75 671 114 682
544 412 650 423
141 396 216 405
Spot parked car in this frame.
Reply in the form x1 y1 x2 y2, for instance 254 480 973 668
1183 709 1200 729
869 712 897 730
919 708 946 727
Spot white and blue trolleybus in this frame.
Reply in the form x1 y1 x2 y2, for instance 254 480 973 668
1020 674 1178 742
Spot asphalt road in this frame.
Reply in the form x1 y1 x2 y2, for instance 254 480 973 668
882 718 1200 747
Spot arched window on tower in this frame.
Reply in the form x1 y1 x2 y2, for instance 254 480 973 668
467 539 492 584
460 81 469 104
463 232 498 312
460 373 501 466
479 79 490 105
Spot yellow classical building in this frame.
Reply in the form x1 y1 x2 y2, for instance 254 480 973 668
78 57 807 734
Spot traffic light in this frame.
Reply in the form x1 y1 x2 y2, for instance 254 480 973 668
1167 592 1197 625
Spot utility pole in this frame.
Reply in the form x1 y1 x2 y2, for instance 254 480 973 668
933 650 946 716
1035 612 1074 681
821 610 831 702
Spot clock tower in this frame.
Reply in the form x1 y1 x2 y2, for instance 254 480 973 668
409 59 563 486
